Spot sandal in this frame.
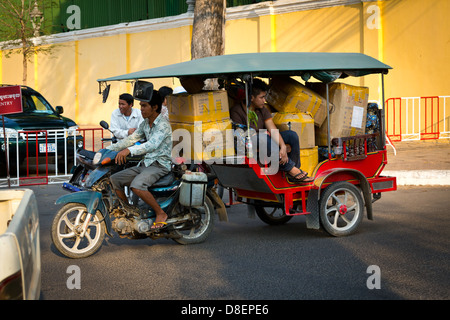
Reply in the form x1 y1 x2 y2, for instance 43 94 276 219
151 221 168 230
287 170 314 183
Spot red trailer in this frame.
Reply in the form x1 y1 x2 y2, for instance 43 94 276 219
98 52 397 237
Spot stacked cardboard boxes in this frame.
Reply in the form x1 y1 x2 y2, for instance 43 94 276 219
308 83 369 146
300 147 318 177
266 76 328 127
272 112 315 149
167 90 230 123
167 90 235 161
272 112 317 177
166 79 369 168
266 77 322 173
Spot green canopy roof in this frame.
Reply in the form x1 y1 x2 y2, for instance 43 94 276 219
98 52 391 83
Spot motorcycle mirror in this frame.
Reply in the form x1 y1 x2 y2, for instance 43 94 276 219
102 84 111 103
133 80 153 102
99 120 117 144
99 120 109 130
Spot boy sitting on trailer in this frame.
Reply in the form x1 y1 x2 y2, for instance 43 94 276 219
229 78 313 183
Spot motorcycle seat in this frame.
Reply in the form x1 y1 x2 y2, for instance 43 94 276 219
150 172 175 188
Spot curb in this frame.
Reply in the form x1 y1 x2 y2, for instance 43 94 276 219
383 170 450 186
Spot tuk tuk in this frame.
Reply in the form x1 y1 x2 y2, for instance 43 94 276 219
98 52 397 237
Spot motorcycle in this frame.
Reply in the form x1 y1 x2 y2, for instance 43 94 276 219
51 121 227 259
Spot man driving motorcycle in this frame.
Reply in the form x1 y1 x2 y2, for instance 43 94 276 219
108 81 172 230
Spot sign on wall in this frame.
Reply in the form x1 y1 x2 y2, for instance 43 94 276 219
0 86 23 115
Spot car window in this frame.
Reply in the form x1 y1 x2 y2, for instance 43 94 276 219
23 92 54 114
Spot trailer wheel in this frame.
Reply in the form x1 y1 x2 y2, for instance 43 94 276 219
319 182 364 236
255 206 293 225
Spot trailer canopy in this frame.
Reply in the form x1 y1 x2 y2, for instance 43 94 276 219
97 52 391 83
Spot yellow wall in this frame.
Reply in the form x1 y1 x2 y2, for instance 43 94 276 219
382 0 450 97
0 0 448 129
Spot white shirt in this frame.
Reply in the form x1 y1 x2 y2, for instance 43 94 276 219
110 108 144 140
160 105 169 120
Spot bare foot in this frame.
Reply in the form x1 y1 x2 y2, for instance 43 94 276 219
151 211 168 230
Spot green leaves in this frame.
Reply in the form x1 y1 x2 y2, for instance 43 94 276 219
248 110 258 129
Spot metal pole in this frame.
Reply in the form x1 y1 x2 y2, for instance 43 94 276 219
381 74 386 148
245 75 253 159
326 83 331 159
2 115 11 188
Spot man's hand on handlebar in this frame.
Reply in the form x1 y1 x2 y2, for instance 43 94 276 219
116 148 131 165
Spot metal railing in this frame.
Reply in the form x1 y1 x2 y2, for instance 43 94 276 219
386 95 450 141
0 128 106 188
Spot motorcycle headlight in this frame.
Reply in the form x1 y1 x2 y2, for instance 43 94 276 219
93 152 102 165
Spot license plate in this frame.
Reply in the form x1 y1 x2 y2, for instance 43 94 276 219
39 143 56 153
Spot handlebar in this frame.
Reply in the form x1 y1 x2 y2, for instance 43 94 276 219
101 137 117 143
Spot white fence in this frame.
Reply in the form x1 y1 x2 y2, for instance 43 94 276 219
386 95 450 141
0 128 105 188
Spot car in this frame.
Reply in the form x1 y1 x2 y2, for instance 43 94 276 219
0 85 83 176
0 188 41 300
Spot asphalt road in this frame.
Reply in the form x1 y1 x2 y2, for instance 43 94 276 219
25 183 449 301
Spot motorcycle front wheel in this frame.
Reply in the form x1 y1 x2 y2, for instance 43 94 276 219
171 197 215 245
51 203 106 259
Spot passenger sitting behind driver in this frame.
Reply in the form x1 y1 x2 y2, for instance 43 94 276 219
108 89 173 230
158 86 173 120
110 93 144 141
229 78 313 183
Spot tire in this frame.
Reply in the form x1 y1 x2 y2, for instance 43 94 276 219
319 181 364 237
255 206 293 225
51 203 106 258
171 197 215 245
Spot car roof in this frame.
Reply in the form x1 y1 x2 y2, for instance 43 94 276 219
0 84 37 93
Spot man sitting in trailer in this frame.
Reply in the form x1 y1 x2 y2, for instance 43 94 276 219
229 78 313 183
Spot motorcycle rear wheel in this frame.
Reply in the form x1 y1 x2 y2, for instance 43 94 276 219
171 197 215 245
51 203 106 259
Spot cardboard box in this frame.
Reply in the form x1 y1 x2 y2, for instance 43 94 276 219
167 90 230 123
266 77 328 127
300 146 318 177
310 83 369 146
272 112 315 149
171 119 235 161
